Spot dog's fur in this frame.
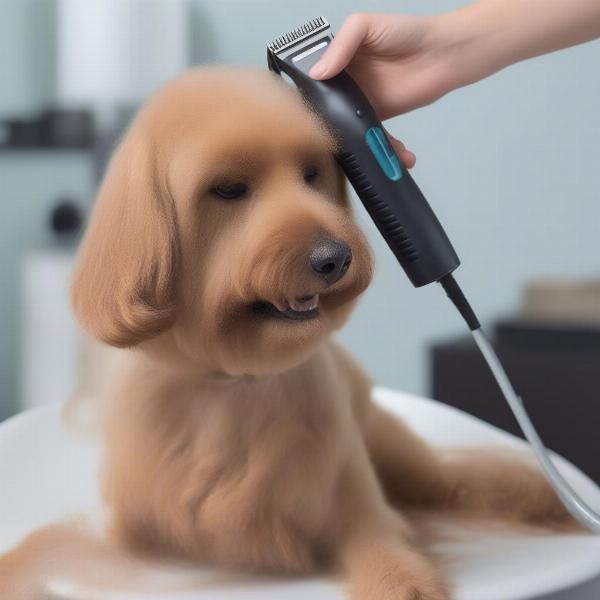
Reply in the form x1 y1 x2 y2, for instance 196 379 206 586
2 68 574 600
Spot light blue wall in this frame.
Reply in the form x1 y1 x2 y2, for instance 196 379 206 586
190 0 600 394
0 152 93 417
0 0 55 116
1 1 599 414
0 2 94 418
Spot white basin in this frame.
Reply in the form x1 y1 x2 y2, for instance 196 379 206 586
1 387 599 600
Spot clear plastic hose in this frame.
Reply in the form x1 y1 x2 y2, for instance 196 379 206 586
438 274 600 532
471 327 600 533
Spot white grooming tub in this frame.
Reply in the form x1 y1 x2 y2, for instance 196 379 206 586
1 388 599 600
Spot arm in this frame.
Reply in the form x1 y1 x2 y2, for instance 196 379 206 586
444 0 600 90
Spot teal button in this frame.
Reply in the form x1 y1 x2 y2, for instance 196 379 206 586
365 127 402 181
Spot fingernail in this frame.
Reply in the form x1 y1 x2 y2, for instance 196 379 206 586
309 61 327 79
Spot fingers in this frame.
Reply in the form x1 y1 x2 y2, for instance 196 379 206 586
387 132 416 168
306 13 416 169
309 14 370 79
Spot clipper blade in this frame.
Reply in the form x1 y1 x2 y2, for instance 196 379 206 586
267 16 329 54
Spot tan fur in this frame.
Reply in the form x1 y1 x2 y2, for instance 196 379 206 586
1 68 574 600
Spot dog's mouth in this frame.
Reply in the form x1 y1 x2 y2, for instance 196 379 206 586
251 294 320 321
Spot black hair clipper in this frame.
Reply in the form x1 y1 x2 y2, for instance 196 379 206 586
267 16 459 289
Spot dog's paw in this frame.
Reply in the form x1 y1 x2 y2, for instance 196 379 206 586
376 571 448 600
347 545 449 600
521 473 582 531
351 574 449 600
485 459 581 531
443 449 582 531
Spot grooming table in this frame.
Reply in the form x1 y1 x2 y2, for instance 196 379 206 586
1 388 599 600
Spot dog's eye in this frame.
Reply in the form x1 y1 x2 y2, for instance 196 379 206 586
303 166 319 184
212 182 248 200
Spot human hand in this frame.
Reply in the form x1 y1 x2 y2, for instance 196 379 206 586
309 11 492 167
310 2 600 166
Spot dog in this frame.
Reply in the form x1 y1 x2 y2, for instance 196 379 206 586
3 68 574 600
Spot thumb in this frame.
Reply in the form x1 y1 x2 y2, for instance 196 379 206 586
309 14 370 79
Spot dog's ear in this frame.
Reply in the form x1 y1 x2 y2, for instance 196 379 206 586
72 128 179 347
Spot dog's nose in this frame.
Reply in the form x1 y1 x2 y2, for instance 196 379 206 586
309 238 352 285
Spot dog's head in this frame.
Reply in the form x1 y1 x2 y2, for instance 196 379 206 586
72 68 372 375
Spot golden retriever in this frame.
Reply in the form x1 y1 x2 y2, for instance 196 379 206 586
2 67 573 600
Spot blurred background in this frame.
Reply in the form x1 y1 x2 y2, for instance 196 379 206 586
1 0 599 478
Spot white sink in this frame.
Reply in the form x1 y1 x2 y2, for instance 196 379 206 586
1 387 599 600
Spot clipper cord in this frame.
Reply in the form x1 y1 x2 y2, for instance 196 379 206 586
439 274 600 533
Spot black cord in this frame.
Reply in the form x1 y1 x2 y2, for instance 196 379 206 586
438 271 600 531
438 273 481 331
